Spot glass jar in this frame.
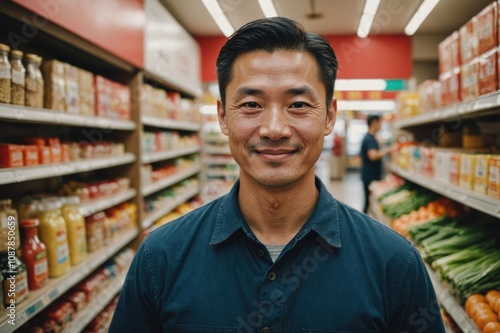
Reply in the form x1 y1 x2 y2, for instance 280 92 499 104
35 55 44 108
20 219 48 290
0 43 11 104
0 251 29 307
25 53 41 108
60 196 87 265
37 199 70 278
10 50 25 106
0 199 20 252
17 198 39 221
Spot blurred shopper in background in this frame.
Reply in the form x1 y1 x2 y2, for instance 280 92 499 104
330 132 344 180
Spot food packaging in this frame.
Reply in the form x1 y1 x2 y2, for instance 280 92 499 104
449 153 461 186
78 68 95 116
64 63 79 113
478 47 497 96
0 144 24 168
438 31 461 74
61 289 87 312
23 145 39 166
459 18 479 65
487 156 500 199
475 1 498 54
440 68 461 106
38 146 51 164
42 59 66 111
459 154 476 190
474 154 491 194
460 59 479 101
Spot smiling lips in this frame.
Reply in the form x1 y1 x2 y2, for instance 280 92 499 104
255 148 297 162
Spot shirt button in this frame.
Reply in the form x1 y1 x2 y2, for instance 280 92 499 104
262 327 272 333
257 249 265 258
267 271 277 281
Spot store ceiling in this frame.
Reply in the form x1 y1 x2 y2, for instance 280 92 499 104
160 0 493 37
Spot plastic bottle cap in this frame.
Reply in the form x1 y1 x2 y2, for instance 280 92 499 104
38 199 62 211
20 219 40 228
25 53 38 61
0 44 10 52
11 50 23 57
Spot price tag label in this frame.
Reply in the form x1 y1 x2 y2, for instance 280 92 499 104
17 311 27 323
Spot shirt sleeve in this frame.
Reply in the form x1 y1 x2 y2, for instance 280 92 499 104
366 135 379 151
109 236 162 333
388 246 446 333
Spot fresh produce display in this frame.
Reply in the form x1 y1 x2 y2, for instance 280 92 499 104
378 185 437 219
409 217 500 302
464 290 500 332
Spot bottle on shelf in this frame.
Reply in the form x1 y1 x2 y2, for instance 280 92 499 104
20 219 48 290
0 198 20 252
37 199 70 278
10 49 25 106
0 43 11 104
61 196 87 265
0 251 29 307
25 53 44 108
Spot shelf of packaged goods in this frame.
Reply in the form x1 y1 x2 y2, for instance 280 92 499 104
0 228 138 332
0 103 136 130
79 188 137 217
142 146 201 164
141 166 201 196
201 136 229 144
388 164 500 219
203 158 238 166
207 170 240 178
393 91 500 129
368 197 480 333
0 154 136 186
62 275 126 333
204 146 232 155
142 187 200 229
141 115 201 132
142 70 202 100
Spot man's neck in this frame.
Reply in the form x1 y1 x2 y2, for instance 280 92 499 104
237 173 319 245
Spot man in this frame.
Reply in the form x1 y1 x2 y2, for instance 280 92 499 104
110 17 445 332
360 114 392 214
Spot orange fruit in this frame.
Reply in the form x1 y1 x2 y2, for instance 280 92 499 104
483 321 500 333
475 311 498 331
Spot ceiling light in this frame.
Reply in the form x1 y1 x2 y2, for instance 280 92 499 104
357 0 380 38
337 100 396 111
335 79 387 91
201 0 235 37
258 0 278 18
404 0 440 36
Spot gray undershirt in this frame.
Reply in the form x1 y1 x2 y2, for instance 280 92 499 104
264 244 286 262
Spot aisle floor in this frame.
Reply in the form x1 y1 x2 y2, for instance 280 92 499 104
326 170 364 212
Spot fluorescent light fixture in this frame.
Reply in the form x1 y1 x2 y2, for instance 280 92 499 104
335 79 387 91
258 0 278 17
357 0 380 38
201 0 235 37
200 104 218 115
337 100 396 111
404 0 440 35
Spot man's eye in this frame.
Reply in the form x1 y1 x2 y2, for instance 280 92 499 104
290 102 308 108
242 102 260 108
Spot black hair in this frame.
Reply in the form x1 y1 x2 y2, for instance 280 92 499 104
367 114 381 126
216 17 338 109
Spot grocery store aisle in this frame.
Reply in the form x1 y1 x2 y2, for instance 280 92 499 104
327 171 364 212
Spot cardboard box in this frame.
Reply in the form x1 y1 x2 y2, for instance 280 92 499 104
23 145 39 166
64 63 79 114
418 80 442 113
487 156 500 199
460 19 479 65
461 59 480 101
439 31 461 74
450 153 461 185
479 47 498 95
42 59 66 112
0 144 24 168
459 154 477 190
434 151 452 183
475 1 498 54
440 68 461 106
474 154 491 194
78 68 95 116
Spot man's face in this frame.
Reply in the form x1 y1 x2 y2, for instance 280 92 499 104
217 50 336 188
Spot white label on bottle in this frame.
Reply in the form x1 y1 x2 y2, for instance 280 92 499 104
56 231 66 243
1 216 8 228
12 69 24 85
16 271 28 302
57 244 69 264
0 67 10 79
35 259 48 276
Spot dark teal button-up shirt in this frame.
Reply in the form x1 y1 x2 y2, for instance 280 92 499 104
110 178 445 333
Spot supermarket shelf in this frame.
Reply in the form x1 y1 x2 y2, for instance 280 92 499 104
141 166 201 196
141 115 201 131
394 91 500 129
0 103 135 130
142 146 201 164
389 164 500 219
207 170 239 178
203 158 238 166
368 196 391 227
424 262 480 333
79 188 137 217
204 146 232 155
62 275 125 333
0 153 136 185
0 228 138 332
142 187 200 229
201 136 229 144
142 70 202 99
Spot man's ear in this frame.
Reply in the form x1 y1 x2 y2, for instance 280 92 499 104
217 100 228 135
325 98 337 136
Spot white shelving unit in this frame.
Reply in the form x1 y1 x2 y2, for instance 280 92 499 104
204 146 232 155
141 166 201 197
0 153 136 185
388 164 500 219
79 188 137 217
142 146 201 164
0 229 137 332
0 103 136 130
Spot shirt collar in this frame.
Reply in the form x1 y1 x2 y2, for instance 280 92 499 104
209 177 341 248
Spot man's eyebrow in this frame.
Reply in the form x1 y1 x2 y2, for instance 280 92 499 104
285 86 320 101
234 87 265 99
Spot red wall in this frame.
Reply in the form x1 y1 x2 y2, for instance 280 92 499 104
196 35 412 82
13 0 145 68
